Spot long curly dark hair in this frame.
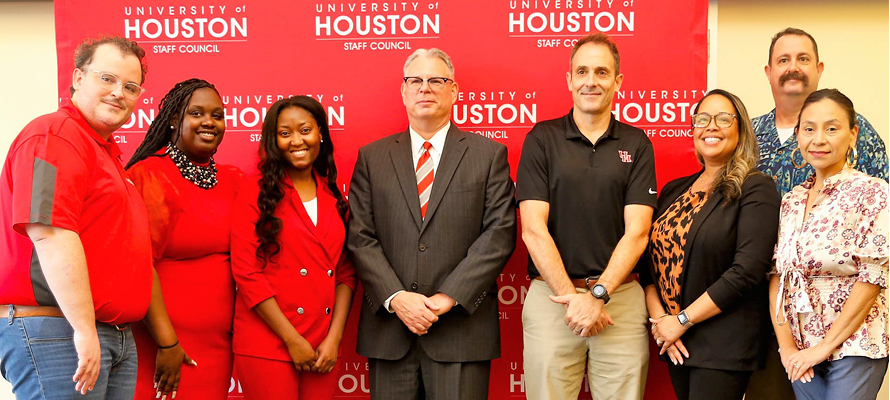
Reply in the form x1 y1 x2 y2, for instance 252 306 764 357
125 78 219 169
255 96 347 263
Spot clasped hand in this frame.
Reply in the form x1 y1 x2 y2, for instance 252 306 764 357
780 345 827 383
649 315 690 365
285 336 318 372
391 292 456 335
311 336 340 373
649 314 687 349
549 293 614 337
286 335 343 374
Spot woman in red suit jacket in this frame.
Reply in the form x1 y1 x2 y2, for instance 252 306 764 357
231 96 356 399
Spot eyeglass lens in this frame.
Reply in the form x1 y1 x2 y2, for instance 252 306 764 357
693 113 734 128
406 77 448 89
93 71 143 98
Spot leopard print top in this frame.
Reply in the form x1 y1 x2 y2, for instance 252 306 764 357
649 188 709 314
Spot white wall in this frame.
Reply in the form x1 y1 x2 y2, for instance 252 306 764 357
0 1 58 156
0 3 57 398
714 0 889 144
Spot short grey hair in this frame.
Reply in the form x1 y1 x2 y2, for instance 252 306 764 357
403 48 455 79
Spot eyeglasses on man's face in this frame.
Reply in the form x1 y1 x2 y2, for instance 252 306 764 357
692 112 736 128
83 69 145 100
403 76 454 91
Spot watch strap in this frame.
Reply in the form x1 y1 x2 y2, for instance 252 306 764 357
590 283 610 304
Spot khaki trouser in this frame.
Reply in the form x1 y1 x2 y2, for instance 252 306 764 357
522 278 649 400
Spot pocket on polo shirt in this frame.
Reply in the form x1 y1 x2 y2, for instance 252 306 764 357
22 317 75 343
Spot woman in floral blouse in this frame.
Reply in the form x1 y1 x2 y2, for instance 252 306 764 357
770 89 888 400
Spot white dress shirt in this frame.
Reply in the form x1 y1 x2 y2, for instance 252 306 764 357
302 197 318 226
409 122 449 174
384 122 451 312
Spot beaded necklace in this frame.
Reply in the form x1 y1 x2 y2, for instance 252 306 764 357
166 143 217 189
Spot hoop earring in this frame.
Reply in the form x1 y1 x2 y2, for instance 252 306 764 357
791 148 807 169
846 147 859 167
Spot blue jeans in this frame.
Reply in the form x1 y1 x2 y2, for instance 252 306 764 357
791 356 888 400
0 313 138 400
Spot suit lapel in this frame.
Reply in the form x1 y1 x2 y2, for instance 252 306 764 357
286 175 319 241
314 176 335 254
421 125 468 232
283 178 331 268
390 130 423 230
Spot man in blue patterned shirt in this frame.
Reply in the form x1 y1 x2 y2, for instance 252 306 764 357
753 27 889 196
747 27 890 400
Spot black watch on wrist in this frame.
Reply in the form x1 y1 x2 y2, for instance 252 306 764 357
589 283 610 304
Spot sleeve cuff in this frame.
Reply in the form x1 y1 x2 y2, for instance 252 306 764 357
857 259 888 288
243 290 276 310
705 280 736 312
383 290 404 313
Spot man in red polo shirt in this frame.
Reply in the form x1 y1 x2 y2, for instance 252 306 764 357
0 36 153 399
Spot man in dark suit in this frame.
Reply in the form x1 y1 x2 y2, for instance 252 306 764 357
348 48 517 399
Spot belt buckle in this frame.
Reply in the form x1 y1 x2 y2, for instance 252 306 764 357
584 275 601 289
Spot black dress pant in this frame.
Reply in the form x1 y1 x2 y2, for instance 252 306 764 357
668 363 753 400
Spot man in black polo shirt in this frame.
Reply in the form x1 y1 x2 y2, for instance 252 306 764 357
516 33 656 400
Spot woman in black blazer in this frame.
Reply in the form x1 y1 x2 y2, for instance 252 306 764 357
643 89 781 400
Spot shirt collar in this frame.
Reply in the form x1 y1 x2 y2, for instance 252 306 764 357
796 166 856 193
60 99 123 160
281 169 322 190
564 109 618 142
767 109 800 148
409 122 450 154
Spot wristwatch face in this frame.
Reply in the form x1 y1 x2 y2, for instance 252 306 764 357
678 311 689 325
592 284 606 297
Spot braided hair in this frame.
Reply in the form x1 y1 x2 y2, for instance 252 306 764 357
255 96 347 263
126 78 219 169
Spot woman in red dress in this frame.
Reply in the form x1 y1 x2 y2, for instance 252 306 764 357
231 96 356 399
126 78 244 399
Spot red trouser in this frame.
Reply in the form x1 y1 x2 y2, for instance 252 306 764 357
234 354 339 399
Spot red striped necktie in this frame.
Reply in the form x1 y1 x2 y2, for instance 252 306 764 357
416 141 434 218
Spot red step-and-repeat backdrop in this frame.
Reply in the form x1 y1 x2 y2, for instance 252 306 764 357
56 1 707 398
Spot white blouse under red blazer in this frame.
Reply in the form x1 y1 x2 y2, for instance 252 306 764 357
231 172 356 362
